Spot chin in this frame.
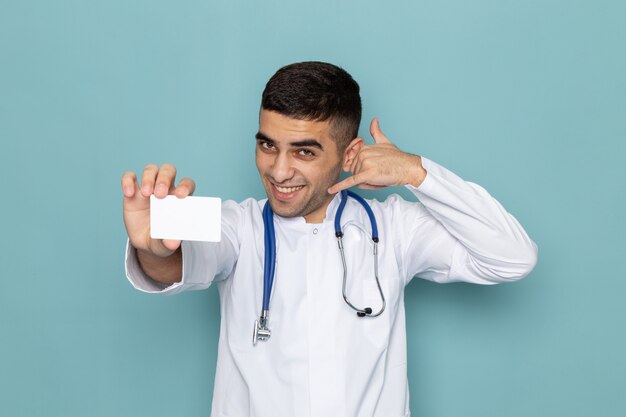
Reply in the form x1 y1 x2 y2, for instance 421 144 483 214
267 199 305 218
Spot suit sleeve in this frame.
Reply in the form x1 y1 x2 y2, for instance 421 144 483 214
124 200 242 294
397 157 538 285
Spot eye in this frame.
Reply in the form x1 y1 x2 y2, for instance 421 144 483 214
297 149 315 158
258 141 276 152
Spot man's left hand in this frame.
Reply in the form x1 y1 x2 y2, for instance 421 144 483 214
328 118 427 194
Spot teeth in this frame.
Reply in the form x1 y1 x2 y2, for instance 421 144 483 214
275 185 304 193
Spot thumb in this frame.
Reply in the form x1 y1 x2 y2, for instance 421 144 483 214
162 239 182 252
370 118 392 144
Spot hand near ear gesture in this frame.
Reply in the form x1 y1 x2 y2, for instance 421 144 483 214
328 118 427 194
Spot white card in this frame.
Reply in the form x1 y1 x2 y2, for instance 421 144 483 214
150 195 221 242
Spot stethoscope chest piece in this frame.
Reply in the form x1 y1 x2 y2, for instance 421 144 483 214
253 315 271 345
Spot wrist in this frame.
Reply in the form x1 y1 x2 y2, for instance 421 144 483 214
136 245 183 284
404 154 427 188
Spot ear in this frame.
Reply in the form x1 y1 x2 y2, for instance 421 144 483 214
342 137 364 172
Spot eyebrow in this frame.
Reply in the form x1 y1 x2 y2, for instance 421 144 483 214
255 132 324 150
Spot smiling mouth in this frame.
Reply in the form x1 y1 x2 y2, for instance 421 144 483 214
274 184 305 193
270 183 306 201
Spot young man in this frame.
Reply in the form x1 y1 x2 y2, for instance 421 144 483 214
122 61 537 417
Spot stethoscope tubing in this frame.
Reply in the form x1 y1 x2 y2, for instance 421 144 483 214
337 233 386 317
262 202 276 313
335 190 379 241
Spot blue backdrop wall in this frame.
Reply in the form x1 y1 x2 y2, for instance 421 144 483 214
1 1 625 416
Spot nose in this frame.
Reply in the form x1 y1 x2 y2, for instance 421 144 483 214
270 152 295 183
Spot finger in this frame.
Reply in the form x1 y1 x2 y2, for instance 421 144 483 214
352 153 365 177
121 171 138 197
154 163 177 198
370 118 392 144
174 177 196 198
140 164 159 197
328 172 368 194
162 239 182 251
349 142 374 174
357 183 386 190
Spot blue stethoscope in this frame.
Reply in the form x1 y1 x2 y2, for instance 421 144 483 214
253 189 386 345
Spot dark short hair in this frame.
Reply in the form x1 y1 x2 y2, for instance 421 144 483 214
261 61 362 152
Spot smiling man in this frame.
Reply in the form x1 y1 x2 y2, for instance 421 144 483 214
122 61 538 417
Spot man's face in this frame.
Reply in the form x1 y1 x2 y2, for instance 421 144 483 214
256 110 344 223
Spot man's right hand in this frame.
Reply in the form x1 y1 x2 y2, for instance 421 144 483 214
121 163 196 259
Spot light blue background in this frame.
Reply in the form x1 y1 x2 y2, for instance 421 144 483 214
1 0 625 416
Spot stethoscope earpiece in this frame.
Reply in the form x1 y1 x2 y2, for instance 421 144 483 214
356 307 373 317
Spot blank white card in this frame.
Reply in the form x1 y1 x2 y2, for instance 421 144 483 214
150 195 221 242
